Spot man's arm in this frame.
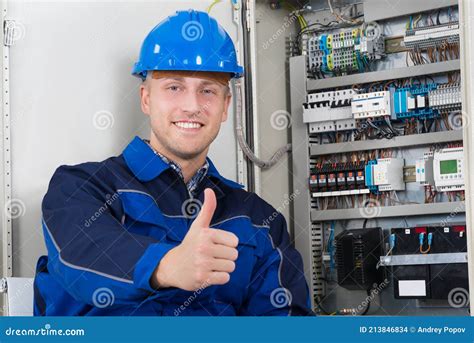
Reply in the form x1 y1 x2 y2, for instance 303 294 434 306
42 164 177 306
239 212 313 316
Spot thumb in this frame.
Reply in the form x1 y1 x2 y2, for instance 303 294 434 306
193 188 216 228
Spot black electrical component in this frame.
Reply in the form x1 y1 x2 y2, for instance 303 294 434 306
335 227 383 291
337 171 346 190
390 224 468 300
309 161 367 194
327 172 337 189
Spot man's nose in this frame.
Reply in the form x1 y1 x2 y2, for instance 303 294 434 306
180 91 202 115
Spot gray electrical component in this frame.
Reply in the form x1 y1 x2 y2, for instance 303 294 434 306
429 83 462 111
303 89 356 133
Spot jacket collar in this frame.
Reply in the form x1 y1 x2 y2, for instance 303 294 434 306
123 136 245 190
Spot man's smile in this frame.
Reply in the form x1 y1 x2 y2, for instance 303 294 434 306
172 120 204 132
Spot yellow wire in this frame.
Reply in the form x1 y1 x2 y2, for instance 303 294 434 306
413 14 422 28
207 0 222 14
281 1 307 29
298 16 305 29
301 15 308 28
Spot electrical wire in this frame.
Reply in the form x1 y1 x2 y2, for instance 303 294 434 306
233 80 292 169
207 0 221 13
327 0 362 24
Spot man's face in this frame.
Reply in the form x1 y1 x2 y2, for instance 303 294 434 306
140 72 232 161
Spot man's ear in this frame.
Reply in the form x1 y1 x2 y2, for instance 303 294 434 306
221 92 232 122
140 82 151 116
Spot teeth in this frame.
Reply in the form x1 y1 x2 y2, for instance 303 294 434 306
174 121 202 129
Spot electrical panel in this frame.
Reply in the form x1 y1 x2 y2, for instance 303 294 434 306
288 0 467 316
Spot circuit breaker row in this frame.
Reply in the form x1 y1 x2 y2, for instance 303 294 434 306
303 83 462 134
310 147 464 197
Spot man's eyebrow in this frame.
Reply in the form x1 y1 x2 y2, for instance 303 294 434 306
158 77 223 88
200 80 223 87
159 77 185 82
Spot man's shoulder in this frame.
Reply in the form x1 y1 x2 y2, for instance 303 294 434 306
49 155 130 184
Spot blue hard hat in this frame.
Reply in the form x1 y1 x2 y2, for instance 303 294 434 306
132 9 244 80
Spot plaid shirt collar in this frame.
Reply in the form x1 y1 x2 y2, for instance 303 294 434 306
143 139 209 196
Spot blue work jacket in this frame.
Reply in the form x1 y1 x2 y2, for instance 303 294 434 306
33 136 312 316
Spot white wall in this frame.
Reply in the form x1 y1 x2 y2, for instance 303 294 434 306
3 0 241 277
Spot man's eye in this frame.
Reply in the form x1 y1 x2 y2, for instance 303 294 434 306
167 85 181 91
202 89 216 95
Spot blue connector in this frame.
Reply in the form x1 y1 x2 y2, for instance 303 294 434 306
389 234 396 249
427 232 433 246
419 232 425 246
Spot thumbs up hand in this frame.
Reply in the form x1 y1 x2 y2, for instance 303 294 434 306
151 188 239 291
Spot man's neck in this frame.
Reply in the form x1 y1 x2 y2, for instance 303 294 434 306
149 136 207 183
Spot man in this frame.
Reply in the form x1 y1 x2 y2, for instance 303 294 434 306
34 9 311 316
